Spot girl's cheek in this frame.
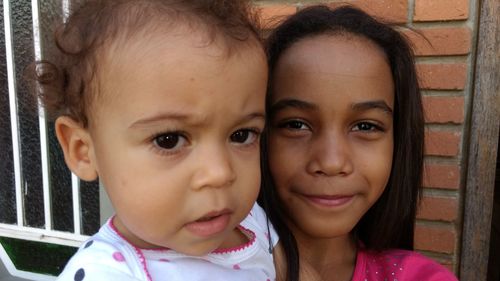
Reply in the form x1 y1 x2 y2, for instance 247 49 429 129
269 138 295 162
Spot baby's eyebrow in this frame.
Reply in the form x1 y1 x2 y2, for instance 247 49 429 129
241 112 266 122
351 100 393 115
270 98 317 114
129 111 265 129
129 112 192 128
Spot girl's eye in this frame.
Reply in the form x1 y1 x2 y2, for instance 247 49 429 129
153 133 187 150
279 120 310 130
352 122 382 132
230 129 259 145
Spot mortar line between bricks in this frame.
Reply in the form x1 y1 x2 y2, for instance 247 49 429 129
408 0 415 24
422 188 460 198
416 219 456 227
415 56 469 63
424 155 461 163
422 90 465 97
424 156 462 162
411 21 470 28
425 121 465 127
425 124 463 130
417 250 455 262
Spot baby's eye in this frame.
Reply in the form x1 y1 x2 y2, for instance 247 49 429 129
230 129 259 145
279 120 310 130
153 133 188 150
352 122 382 132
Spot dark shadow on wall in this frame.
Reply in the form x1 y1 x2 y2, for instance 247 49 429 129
488 133 500 281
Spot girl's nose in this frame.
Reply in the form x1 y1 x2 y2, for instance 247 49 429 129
192 146 236 190
306 133 354 177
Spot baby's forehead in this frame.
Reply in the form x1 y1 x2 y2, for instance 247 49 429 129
87 27 265 117
95 23 263 79
83 1 260 58
34 0 262 128
94 13 263 70
107 22 231 53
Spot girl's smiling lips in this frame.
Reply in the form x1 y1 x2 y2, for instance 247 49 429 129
299 193 355 208
185 209 232 237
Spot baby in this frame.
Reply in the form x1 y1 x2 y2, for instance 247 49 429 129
31 0 276 280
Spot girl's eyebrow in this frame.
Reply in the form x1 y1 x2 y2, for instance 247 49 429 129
270 98 317 114
351 100 393 115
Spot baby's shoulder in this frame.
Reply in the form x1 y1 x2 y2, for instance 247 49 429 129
57 237 143 281
240 203 279 247
355 249 458 281
240 203 269 236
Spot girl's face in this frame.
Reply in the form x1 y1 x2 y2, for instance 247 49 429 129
86 31 267 255
268 34 394 240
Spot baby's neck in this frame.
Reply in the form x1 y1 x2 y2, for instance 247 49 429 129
217 226 251 251
296 233 357 281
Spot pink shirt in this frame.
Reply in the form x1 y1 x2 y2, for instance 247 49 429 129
352 249 458 281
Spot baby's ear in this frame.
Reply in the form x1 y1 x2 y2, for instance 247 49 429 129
55 116 98 181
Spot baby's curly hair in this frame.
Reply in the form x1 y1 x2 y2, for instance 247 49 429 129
29 0 261 127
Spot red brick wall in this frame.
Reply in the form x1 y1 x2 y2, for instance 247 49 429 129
255 0 477 274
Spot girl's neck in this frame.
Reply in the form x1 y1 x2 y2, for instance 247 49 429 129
294 229 357 281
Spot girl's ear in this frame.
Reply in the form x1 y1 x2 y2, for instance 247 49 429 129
55 116 98 181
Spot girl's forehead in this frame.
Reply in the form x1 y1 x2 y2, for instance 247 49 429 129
282 33 387 69
270 33 394 110
274 34 391 87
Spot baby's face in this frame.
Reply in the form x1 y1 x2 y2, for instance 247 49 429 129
86 32 267 255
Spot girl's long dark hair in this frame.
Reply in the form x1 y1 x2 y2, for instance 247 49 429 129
258 5 424 281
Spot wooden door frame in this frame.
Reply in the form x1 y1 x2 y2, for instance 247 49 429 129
459 0 499 279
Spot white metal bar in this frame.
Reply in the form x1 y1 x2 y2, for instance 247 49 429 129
63 0 84 237
72 174 81 234
62 0 70 22
3 0 24 227
31 0 53 231
31 0 41 61
0 223 88 247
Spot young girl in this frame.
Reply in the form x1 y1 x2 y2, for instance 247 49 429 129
259 5 458 281
31 0 278 280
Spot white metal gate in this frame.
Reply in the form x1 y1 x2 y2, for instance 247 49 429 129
0 0 105 279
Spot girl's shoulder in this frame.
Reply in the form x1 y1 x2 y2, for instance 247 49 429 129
352 248 458 281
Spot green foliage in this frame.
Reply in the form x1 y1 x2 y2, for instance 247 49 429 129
0 237 77 276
